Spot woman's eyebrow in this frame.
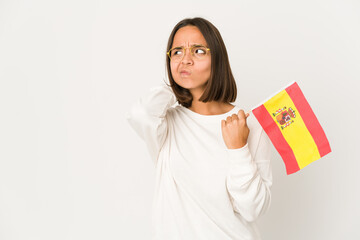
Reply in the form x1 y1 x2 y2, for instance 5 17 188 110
173 44 206 48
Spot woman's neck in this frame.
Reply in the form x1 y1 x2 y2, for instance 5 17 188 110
188 101 234 115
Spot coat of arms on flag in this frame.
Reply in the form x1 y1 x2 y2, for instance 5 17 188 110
251 81 331 175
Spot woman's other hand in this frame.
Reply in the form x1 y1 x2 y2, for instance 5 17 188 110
221 110 250 149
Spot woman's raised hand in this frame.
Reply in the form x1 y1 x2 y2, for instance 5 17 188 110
221 110 250 149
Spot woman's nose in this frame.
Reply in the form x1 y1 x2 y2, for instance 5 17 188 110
181 48 194 64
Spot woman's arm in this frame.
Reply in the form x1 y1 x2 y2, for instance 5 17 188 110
125 84 177 165
225 129 273 222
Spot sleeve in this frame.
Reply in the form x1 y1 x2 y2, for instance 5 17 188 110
225 129 273 222
125 84 177 165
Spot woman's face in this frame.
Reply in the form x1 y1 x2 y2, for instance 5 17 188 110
170 26 211 93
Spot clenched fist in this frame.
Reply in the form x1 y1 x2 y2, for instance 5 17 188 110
221 109 250 149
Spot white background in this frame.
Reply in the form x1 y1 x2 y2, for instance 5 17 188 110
0 0 359 239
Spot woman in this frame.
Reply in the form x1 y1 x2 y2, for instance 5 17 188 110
126 17 273 240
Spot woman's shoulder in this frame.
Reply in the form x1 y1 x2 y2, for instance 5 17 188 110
248 112 263 133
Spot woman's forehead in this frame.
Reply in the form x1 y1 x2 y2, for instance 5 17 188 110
172 26 207 47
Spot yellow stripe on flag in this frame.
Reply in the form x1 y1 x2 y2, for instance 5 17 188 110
263 90 321 169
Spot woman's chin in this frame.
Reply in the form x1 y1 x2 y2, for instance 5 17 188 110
175 80 207 91
175 79 193 88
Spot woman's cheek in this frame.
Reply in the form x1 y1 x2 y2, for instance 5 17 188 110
199 63 211 76
171 65 178 79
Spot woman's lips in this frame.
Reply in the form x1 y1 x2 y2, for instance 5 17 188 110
180 71 191 76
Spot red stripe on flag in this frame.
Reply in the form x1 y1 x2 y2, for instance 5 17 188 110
253 105 300 175
285 83 331 157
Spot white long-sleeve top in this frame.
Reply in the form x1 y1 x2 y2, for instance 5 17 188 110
125 83 273 240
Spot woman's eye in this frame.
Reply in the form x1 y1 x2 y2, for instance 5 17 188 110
172 49 183 56
195 48 206 54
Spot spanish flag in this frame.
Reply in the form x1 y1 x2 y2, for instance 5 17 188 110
252 81 331 175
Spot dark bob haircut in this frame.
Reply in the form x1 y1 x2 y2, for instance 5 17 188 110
165 17 237 108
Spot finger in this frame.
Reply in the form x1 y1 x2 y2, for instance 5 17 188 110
221 119 226 128
237 109 246 119
231 113 238 120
